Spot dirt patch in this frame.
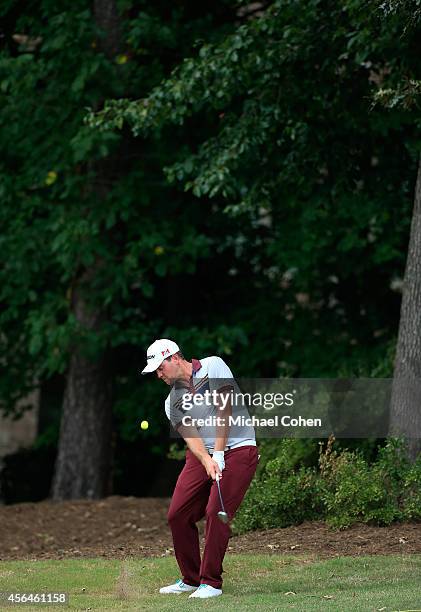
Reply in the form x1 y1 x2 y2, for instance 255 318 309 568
229 521 421 558
0 497 419 561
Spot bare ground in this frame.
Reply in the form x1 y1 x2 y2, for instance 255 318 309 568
0 496 419 561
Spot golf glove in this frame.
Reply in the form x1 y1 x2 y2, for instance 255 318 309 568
212 450 225 473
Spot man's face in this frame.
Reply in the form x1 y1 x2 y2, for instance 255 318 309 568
156 356 181 385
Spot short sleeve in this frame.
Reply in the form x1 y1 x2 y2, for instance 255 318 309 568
165 381 190 429
207 356 235 393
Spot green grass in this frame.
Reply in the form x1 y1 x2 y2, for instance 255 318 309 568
0 554 420 611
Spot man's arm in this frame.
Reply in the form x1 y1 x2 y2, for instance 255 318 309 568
213 386 233 452
176 423 222 480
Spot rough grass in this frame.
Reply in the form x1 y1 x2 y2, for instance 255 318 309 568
0 554 420 611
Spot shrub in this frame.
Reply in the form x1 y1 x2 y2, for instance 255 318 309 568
402 455 421 520
234 436 421 533
233 439 324 534
254 438 319 476
319 438 406 528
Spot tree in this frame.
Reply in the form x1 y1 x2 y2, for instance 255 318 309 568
51 0 123 500
0 0 243 498
89 0 421 460
376 0 421 461
2 0 420 504
389 158 421 460
87 0 419 381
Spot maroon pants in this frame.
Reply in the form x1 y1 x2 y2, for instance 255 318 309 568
167 445 259 589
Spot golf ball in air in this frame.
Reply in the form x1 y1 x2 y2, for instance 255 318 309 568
140 420 149 430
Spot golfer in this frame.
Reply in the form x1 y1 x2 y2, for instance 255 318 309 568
142 338 258 599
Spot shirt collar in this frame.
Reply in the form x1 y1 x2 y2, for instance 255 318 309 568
192 358 202 375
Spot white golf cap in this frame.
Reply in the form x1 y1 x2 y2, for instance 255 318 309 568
141 338 180 374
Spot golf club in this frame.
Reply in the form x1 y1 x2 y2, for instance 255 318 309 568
215 473 229 524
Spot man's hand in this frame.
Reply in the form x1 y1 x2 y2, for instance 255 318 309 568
201 455 222 480
212 450 225 474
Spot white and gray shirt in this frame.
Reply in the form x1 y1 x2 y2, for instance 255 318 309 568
165 356 256 452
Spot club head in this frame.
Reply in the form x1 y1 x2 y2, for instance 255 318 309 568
217 510 229 524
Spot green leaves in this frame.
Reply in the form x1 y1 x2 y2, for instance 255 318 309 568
2 2 238 413
70 126 121 163
85 4 276 134
234 437 421 532
2 0 421 430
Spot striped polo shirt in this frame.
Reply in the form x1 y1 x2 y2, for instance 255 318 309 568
165 356 256 452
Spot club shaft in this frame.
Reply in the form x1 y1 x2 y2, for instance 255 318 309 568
216 478 226 514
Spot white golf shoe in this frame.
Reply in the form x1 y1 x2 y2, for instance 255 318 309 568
188 584 222 598
159 579 198 594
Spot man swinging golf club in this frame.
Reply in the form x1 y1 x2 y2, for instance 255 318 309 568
142 338 258 599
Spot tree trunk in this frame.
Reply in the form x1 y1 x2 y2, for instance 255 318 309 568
389 155 421 461
51 0 122 499
51 268 113 500
93 0 121 58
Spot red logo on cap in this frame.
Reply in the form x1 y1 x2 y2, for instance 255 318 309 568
161 348 170 356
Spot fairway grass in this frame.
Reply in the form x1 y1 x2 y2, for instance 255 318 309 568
0 554 420 611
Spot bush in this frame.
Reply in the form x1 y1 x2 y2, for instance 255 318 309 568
319 438 407 528
234 437 421 533
253 438 319 476
233 440 324 534
402 455 421 520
